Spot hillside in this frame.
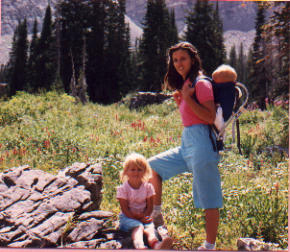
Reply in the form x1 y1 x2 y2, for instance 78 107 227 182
0 92 288 250
0 0 257 65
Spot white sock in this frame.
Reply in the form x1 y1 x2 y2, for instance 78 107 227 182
204 241 215 250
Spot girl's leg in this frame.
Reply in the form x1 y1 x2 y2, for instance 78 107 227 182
131 225 146 249
205 208 219 244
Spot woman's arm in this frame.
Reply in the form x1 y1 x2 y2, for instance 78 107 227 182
181 82 216 124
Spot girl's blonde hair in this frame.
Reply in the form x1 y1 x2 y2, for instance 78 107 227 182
120 153 152 183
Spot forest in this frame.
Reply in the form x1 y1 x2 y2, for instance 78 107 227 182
0 0 288 108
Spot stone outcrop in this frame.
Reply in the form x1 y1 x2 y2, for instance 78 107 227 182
237 238 280 251
124 92 172 110
0 162 128 248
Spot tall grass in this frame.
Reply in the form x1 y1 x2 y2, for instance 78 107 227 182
0 92 288 250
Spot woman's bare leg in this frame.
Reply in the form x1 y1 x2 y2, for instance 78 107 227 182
149 169 162 205
205 208 219 244
149 169 164 226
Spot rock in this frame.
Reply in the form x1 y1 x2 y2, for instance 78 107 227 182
124 92 172 110
237 238 280 251
0 163 106 248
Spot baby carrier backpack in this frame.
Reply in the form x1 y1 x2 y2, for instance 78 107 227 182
191 76 249 154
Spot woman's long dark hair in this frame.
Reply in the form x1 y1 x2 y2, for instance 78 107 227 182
164 42 203 90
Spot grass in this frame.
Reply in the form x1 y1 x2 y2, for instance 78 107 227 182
0 91 288 250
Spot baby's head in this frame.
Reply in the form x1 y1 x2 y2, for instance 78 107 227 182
120 153 152 183
212 64 237 83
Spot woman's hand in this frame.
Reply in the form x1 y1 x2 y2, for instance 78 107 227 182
181 82 195 103
173 90 182 106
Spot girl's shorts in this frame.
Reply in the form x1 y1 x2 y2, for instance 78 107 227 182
148 124 223 209
119 214 154 232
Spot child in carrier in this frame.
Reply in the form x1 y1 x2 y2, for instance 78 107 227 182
117 153 173 249
212 64 238 132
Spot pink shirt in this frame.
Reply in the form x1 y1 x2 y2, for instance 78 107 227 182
116 181 155 214
179 79 214 126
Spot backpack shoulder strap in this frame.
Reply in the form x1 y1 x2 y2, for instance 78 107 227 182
191 76 213 88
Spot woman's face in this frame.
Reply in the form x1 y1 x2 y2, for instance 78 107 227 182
172 49 193 80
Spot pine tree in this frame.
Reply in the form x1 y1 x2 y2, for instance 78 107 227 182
185 0 224 75
168 9 179 46
36 5 57 91
86 0 106 103
8 19 28 96
139 0 177 91
262 2 289 100
27 19 39 92
237 43 246 83
246 48 256 102
212 2 226 67
58 0 89 93
251 2 268 110
228 45 237 69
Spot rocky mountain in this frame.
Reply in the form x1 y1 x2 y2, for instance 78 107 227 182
0 0 257 65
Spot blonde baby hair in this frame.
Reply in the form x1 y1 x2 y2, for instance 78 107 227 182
120 152 152 183
212 64 237 83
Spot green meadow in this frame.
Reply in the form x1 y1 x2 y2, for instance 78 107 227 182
0 91 288 250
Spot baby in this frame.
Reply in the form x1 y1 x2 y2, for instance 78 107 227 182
212 64 238 132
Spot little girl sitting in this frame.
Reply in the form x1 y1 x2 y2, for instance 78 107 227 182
117 153 172 249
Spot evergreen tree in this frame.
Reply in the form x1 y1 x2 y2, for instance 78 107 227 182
212 2 226 67
246 48 256 102
27 19 39 92
251 2 267 110
86 0 106 103
262 2 289 99
185 0 225 75
228 45 237 69
237 43 246 83
8 19 28 96
58 0 89 93
139 0 177 91
36 5 57 91
168 9 179 45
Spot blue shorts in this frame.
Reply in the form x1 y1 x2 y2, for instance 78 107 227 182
148 124 223 209
119 214 154 232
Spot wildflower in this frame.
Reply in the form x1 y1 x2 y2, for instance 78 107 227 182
13 148 18 155
143 136 148 142
273 182 279 192
43 140 50 149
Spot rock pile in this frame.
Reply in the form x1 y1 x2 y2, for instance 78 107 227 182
0 162 128 249
126 92 172 110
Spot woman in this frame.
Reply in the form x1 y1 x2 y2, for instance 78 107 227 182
148 42 222 250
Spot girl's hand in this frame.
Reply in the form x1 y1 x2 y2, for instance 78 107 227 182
181 82 195 102
173 90 182 106
140 216 152 224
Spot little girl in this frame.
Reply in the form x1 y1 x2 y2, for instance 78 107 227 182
117 153 172 249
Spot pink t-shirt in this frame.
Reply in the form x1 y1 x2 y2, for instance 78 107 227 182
179 79 214 126
116 181 155 214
